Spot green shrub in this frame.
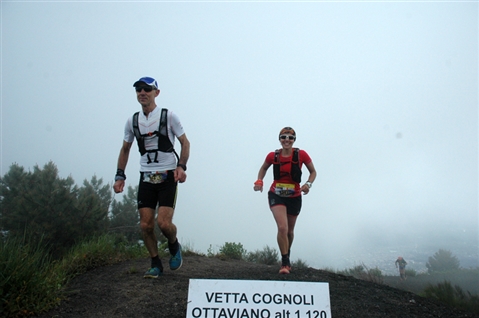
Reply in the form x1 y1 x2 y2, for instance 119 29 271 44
405 268 417 278
368 267 383 277
219 242 246 260
426 249 460 274
338 264 365 277
338 263 383 284
292 258 309 269
422 280 479 314
246 246 279 265
207 244 217 257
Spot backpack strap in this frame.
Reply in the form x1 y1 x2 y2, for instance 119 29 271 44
273 149 281 180
132 112 147 155
159 108 168 138
292 148 299 163
158 109 180 162
290 148 301 183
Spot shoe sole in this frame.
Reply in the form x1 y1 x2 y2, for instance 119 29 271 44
170 245 183 270
279 266 291 274
170 258 183 271
144 270 163 278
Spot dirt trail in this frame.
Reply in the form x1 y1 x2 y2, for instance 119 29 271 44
38 256 472 318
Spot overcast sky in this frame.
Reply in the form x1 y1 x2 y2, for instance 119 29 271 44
2 1 477 271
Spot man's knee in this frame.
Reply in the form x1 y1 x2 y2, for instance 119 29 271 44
157 218 173 231
157 211 173 230
140 221 155 233
139 208 156 231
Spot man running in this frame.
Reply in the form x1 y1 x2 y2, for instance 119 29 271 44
113 76 190 278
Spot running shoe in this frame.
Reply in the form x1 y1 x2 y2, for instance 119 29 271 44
169 243 183 270
279 265 291 274
144 267 162 278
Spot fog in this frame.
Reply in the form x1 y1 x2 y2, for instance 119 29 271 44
2 1 477 274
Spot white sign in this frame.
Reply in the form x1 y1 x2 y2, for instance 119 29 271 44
186 279 331 318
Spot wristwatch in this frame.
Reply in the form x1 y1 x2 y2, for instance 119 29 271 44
305 181 312 188
177 164 187 171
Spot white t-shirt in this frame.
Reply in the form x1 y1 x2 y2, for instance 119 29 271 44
124 107 185 172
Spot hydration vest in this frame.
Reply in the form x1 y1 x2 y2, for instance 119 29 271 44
273 148 302 183
132 108 179 164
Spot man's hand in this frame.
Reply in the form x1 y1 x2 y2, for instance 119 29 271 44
174 166 187 183
113 180 125 193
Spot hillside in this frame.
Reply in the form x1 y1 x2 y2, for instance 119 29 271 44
37 255 473 318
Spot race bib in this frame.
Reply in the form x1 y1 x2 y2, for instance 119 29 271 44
143 171 168 184
275 183 295 197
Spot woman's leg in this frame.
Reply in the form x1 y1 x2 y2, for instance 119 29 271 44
271 205 289 256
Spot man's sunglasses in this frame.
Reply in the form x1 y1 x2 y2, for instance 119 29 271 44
280 135 295 140
135 86 154 93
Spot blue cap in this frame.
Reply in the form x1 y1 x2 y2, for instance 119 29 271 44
133 77 159 89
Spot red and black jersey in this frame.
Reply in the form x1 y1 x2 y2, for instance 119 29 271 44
265 148 312 197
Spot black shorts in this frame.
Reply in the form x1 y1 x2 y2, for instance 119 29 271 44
137 171 177 209
268 192 302 216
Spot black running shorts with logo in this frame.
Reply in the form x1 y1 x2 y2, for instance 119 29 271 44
137 171 178 209
268 191 302 216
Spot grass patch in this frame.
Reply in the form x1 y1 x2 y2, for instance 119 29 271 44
56 234 147 277
0 235 64 317
1 234 148 317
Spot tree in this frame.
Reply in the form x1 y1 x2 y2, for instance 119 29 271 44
426 249 460 273
109 185 141 243
75 175 112 236
0 162 111 257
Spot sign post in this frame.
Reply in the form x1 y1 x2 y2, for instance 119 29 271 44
186 279 331 318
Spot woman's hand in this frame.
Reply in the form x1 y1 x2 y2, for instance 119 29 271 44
253 180 263 192
253 184 263 192
301 184 310 194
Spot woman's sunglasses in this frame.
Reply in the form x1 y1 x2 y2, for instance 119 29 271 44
280 135 295 140
135 86 154 93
